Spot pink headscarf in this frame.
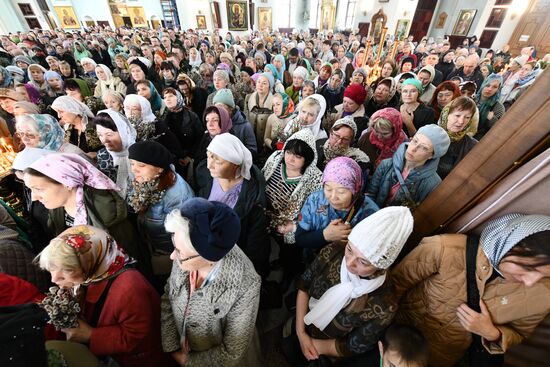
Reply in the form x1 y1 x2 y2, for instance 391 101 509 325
322 157 362 195
29 153 119 225
369 108 407 168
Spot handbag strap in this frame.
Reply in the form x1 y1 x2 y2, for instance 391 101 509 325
88 269 128 327
466 234 484 347
393 165 414 204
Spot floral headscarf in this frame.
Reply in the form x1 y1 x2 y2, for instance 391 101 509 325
30 153 119 225
322 156 362 195
166 89 185 112
275 92 295 119
369 108 408 167
16 113 65 151
438 103 479 142
51 95 94 128
50 225 134 285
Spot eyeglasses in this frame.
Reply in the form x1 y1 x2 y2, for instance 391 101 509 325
16 131 39 140
171 234 200 263
409 137 433 153
330 130 352 144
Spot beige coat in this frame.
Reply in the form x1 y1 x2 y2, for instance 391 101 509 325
391 234 550 367
161 246 262 366
93 76 127 98
244 91 273 147
263 113 288 149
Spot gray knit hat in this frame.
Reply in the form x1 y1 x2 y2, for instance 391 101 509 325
416 124 451 159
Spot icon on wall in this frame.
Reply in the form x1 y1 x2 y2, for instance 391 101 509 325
54 6 80 29
452 9 477 36
196 15 207 30
258 7 272 32
128 6 147 28
226 1 249 31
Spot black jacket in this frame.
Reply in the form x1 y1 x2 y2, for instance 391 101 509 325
162 108 204 159
196 162 270 278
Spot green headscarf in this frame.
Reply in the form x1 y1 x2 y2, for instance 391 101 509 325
401 78 424 94
475 73 503 132
69 78 92 97
275 92 295 119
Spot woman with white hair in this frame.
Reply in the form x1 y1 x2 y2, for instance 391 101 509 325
123 94 182 157
283 206 413 365
51 95 102 154
161 198 262 366
195 133 270 279
93 64 127 98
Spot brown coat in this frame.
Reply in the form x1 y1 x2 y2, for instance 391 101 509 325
391 234 550 367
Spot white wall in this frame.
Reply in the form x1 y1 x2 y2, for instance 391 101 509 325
353 0 419 38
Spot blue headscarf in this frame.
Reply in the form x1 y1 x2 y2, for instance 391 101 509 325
273 54 286 82
264 64 280 82
475 73 503 131
0 66 13 88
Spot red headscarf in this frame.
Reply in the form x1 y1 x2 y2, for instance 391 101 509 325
369 108 407 168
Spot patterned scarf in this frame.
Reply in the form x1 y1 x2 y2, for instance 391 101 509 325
368 108 407 168
127 178 166 213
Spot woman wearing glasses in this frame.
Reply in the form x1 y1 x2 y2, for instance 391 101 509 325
367 124 450 209
161 198 262 366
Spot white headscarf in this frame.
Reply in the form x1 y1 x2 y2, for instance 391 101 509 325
207 133 253 180
51 95 94 127
12 147 53 171
284 94 327 140
96 109 136 198
123 94 156 123
304 206 413 331
96 64 113 82
80 57 97 68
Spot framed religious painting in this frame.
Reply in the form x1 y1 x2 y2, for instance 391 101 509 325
319 0 336 31
394 19 410 41
196 15 207 29
227 1 249 31
54 6 80 29
211 1 222 29
128 7 147 28
435 12 447 29
258 7 272 32
452 9 477 36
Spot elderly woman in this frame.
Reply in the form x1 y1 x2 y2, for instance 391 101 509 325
244 72 274 148
264 91 295 151
93 64 127 98
368 124 450 209
474 74 505 139
38 225 168 367
161 198 261 366
51 95 102 154
365 77 399 117
325 83 368 136
192 105 233 165
296 157 379 255
24 153 148 270
195 133 270 278
358 108 408 171
128 141 194 276
391 213 550 367
162 88 204 169
123 94 182 155
319 117 370 172
94 109 136 197
176 73 208 118
283 94 327 142
284 207 413 366
429 81 461 121
15 113 87 157
437 96 479 179
285 66 309 104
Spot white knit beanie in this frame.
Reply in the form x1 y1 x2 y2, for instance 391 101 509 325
348 206 413 269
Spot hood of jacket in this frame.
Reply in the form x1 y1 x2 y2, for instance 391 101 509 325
393 142 440 180
231 107 248 126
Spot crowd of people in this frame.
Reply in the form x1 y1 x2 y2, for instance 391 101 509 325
0 24 549 367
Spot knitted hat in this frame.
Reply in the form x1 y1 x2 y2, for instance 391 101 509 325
402 78 424 94
352 68 367 79
6 65 25 77
293 66 308 81
128 141 173 169
13 55 33 66
332 116 357 138
180 198 241 262
220 52 233 63
240 66 254 77
343 83 367 105
212 88 235 109
259 72 274 89
401 56 415 67
416 124 451 159
348 206 413 269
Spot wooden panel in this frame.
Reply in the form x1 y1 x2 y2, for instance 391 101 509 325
402 69 550 252
485 7 507 28
409 0 438 42
509 0 550 55
479 30 498 48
